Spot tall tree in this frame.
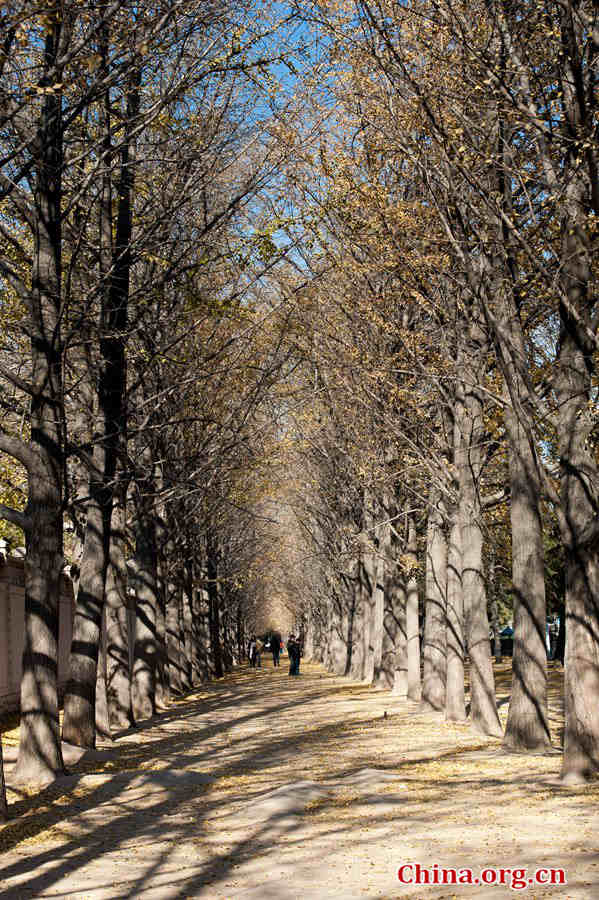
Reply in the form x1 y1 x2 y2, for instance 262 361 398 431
0 7 73 784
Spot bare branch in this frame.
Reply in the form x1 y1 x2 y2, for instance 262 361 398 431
0 503 28 532
0 430 37 472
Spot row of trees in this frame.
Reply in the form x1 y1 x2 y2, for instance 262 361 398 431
270 0 598 784
0 0 301 794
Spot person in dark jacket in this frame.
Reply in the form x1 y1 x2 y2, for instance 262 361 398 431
287 634 301 676
271 632 281 667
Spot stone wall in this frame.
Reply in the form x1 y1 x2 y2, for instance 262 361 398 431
0 559 75 714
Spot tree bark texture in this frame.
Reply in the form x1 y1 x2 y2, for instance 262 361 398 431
339 564 356 676
488 547 502 664
380 527 407 693
62 476 107 749
328 588 349 675
372 516 391 688
349 551 366 680
192 581 211 683
457 322 503 737
556 228 599 781
421 498 447 712
166 580 183 694
303 617 315 662
132 506 158 722
406 515 421 702
503 397 550 751
154 547 170 711
207 531 223 679
484 211 550 748
221 602 234 673
15 18 67 784
182 569 194 689
236 601 245 670
95 609 111 741
362 535 379 684
105 493 132 730
446 512 466 721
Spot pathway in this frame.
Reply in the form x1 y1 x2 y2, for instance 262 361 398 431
1 659 597 898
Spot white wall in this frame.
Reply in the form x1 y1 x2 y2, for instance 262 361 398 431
0 559 75 714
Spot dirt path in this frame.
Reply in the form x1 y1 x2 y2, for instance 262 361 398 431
1 659 597 899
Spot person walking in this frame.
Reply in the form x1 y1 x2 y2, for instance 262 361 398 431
255 635 263 668
248 635 257 667
271 632 281 667
287 634 301 676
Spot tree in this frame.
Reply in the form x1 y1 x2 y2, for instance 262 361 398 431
0 6 72 784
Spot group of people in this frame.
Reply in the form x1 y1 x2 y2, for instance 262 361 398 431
247 632 302 675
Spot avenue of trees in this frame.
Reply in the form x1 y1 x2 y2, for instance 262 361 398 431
0 0 301 800
1 0 598 816
273 0 598 785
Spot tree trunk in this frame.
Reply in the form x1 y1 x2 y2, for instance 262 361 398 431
192 579 211 683
101 53 136 722
421 497 447 712
460 493 501 736
446 511 466 721
554 0 599 786
461 492 502 736
360 499 385 685
379 527 407 693
485 224 549 747
503 396 550 751
556 233 599 781
363 533 380 684
312 612 325 664
95 608 111 741
343 575 356 675
303 616 315 662
390 568 408 696
200 583 213 678
221 602 234 673
208 589 222 679
458 319 502 737
406 515 421 702
562 534 599 782
16 481 66 784
182 566 194 689
15 19 66 784
105 491 132 730
236 601 244 667
132 504 157 721
207 531 223 679
166 579 183 694
154 548 170 711
372 516 391 687
349 551 366 680
328 589 348 675
488 547 502 664
63 34 135 749
62 476 107 749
